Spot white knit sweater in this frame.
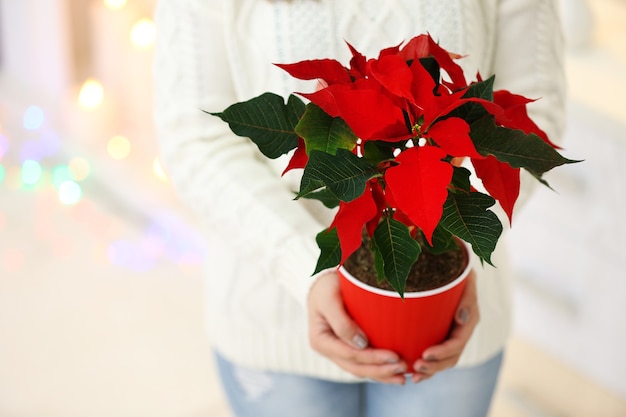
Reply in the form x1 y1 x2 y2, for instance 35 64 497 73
153 0 565 381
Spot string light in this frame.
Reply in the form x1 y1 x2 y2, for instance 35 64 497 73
152 157 168 181
130 18 156 49
107 135 131 160
23 106 45 130
103 0 127 10
68 157 91 181
21 160 42 186
78 79 104 110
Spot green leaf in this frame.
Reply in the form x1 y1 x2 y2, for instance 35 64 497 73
471 116 580 177
209 93 305 159
423 226 459 255
371 238 386 285
299 187 340 208
463 75 495 101
362 140 396 166
297 149 379 202
372 217 422 298
313 228 342 274
295 103 357 155
444 76 495 124
450 166 471 192
440 191 503 265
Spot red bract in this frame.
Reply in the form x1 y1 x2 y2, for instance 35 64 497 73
385 146 453 243
330 185 378 264
397 34 467 91
274 59 351 85
471 155 520 224
493 90 559 148
423 117 483 159
282 138 308 176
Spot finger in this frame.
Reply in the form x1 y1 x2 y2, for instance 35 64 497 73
309 310 401 365
413 355 460 376
310 321 401 365
335 358 408 385
310 273 370 350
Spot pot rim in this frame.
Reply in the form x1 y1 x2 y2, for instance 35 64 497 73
339 240 472 299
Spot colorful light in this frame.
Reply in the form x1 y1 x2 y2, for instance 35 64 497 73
39 131 62 158
52 165 72 188
152 157 168 181
21 160 42 185
58 180 82 205
107 135 131 160
78 79 104 110
130 18 156 49
0 164 5 183
68 157 91 181
23 106 45 130
103 0 127 10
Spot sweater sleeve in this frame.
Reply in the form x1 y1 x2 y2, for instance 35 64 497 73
491 0 567 211
153 0 324 305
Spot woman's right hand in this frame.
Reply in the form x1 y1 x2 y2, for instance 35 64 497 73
307 271 408 385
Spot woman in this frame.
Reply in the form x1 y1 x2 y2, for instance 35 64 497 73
153 0 565 416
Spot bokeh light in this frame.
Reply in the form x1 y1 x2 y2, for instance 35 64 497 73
78 79 104 110
152 157 168 181
39 131 62 158
103 0 127 10
130 18 156 49
19 140 44 162
58 180 82 205
0 164 5 183
21 160 43 186
68 157 91 181
107 135 131 160
23 106 45 130
52 165 73 188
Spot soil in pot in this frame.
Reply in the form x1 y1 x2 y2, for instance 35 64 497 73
343 235 468 293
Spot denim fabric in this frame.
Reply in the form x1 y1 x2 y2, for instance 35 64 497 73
214 350 503 417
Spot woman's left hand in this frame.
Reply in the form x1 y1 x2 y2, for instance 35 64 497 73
411 269 479 383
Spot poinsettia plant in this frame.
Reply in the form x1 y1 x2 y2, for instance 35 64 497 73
210 34 578 296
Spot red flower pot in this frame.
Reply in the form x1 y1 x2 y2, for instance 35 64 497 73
338 242 471 365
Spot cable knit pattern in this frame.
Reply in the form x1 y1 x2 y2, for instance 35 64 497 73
153 0 566 381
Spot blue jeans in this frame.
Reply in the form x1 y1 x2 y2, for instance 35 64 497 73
214 350 503 417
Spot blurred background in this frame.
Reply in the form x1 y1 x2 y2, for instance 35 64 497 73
0 0 624 416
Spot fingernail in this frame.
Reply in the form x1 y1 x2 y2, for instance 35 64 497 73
352 334 368 349
457 307 469 324
412 374 423 384
417 365 429 373
385 357 399 364
393 364 407 374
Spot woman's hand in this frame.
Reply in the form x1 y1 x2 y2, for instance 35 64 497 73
307 271 408 385
411 269 479 383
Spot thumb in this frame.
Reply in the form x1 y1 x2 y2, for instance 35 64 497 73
455 270 478 326
324 297 368 350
